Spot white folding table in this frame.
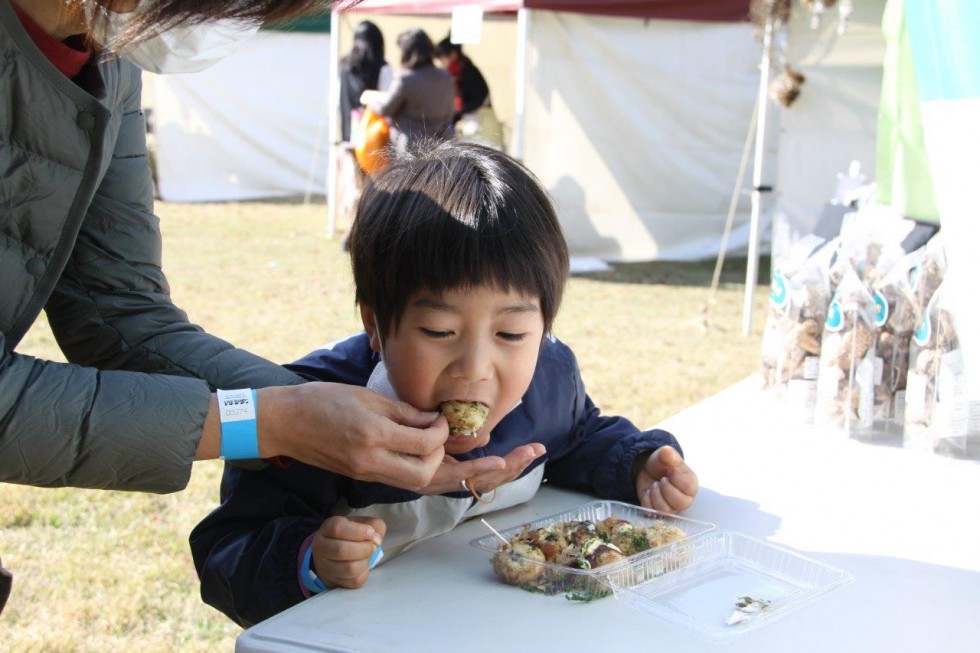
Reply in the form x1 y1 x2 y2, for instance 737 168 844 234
236 377 980 652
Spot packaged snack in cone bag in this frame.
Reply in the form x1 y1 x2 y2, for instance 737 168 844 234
829 205 915 288
814 261 878 435
904 277 977 457
760 236 836 422
907 233 946 319
868 247 925 435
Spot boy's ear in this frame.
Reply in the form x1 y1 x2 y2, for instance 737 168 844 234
359 305 383 353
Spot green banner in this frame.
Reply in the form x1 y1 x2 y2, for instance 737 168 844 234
875 0 938 222
262 12 331 33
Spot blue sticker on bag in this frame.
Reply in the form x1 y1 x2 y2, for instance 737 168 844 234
826 298 843 332
770 269 788 309
873 290 889 327
914 312 931 346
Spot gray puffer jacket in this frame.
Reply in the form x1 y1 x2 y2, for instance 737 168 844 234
0 3 301 493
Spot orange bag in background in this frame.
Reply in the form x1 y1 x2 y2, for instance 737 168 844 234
355 109 390 174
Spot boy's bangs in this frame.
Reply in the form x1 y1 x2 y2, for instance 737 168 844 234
403 201 547 302
352 141 569 335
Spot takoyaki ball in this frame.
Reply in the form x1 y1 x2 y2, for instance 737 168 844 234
597 518 647 555
556 543 581 567
574 538 625 569
564 520 599 546
525 525 569 563
492 542 546 586
613 528 652 556
644 520 686 548
596 517 632 539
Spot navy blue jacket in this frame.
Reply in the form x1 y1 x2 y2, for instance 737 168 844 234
190 333 680 627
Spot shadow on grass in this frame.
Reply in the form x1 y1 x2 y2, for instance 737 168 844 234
574 255 772 289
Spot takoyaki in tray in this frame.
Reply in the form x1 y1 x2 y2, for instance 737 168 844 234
469 500 715 601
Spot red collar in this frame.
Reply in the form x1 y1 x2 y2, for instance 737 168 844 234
11 1 92 78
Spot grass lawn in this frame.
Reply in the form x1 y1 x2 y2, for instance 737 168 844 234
0 199 768 651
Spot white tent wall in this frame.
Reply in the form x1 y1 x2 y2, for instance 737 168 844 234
152 31 332 202
522 11 764 262
772 1 887 255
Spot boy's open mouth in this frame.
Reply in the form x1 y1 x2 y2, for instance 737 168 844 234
439 400 490 438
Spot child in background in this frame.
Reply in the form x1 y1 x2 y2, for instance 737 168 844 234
190 141 699 627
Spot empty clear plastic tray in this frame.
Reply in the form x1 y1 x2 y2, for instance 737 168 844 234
470 500 716 601
606 531 853 640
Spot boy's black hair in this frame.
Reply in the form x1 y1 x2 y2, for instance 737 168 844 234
349 140 569 340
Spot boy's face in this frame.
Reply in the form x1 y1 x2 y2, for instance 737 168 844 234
362 285 545 455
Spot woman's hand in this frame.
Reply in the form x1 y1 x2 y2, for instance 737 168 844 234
255 383 449 491
635 445 699 514
311 516 386 590
416 444 547 497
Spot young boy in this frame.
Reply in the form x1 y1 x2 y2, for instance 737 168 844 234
190 141 699 628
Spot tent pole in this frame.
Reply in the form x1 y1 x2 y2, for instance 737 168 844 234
742 3 776 336
325 10 343 239
512 8 530 160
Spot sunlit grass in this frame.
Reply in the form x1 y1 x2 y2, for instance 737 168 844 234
0 199 766 650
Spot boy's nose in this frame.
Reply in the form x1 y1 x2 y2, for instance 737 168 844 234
452 340 494 382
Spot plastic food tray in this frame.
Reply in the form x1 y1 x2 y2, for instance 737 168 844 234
606 531 853 640
469 500 716 601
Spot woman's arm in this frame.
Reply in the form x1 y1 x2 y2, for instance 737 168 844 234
45 64 304 392
0 332 207 492
371 73 407 118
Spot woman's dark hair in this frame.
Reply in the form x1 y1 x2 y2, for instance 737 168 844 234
348 140 569 339
347 20 385 89
397 28 436 70
435 36 463 59
90 0 361 49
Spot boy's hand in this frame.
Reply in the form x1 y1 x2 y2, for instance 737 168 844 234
311 516 386 590
418 444 547 496
635 445 698 514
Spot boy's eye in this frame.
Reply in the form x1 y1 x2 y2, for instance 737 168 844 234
420 328 452 339
498 332 526 342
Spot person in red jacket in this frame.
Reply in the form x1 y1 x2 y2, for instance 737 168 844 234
436 36 504 148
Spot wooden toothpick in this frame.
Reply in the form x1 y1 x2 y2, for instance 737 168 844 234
481 518 509 545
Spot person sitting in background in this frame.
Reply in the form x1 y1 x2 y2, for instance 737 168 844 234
190 140 699 627
435 36 503 149
339 20 392 143
367 28 455 151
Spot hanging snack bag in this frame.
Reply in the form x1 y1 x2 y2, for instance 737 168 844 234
761 236 836 423
814 261 878 435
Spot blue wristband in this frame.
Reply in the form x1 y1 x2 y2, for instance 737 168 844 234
301 543 328 594
300 542 384 595
217 388 260 460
